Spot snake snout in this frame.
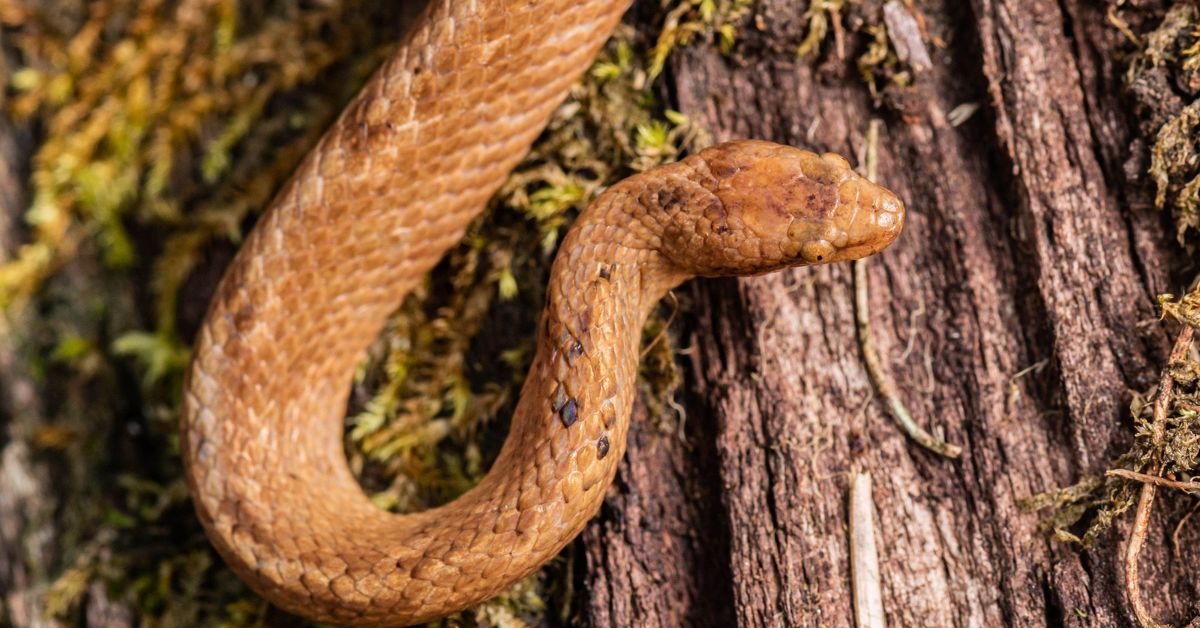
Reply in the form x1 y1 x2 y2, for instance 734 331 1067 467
778 161 905 266
836 179 906 261
660 140 905 276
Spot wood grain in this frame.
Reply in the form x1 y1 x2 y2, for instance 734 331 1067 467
580 1 1192 625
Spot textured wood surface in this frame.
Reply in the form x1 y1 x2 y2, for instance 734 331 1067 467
580 1 1193 625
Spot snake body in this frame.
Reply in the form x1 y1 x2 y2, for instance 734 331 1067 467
181 1 905 625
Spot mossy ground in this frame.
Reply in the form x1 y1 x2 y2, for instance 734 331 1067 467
0 1 752 625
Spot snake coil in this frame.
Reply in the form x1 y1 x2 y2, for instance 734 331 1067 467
182 1 905 624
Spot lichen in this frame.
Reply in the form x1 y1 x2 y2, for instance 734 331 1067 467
0 1 728 624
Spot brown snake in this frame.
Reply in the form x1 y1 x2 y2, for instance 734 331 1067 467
181 1 905 625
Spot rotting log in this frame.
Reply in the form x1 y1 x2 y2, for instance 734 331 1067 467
580 1 1194 625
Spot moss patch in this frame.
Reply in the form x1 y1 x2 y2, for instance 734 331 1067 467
1127 1 1200 244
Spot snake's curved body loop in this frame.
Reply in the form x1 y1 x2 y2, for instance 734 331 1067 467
181 2 904 625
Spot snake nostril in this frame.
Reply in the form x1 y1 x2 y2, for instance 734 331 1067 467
801 239 834 263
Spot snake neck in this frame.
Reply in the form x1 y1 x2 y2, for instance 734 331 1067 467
547 159 711 310
420 171 706 605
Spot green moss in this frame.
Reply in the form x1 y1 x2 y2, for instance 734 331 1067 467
4 1 401 312
1128 2 1200 244
1149 98 1200 243
797 0 853 59
646 0 753 80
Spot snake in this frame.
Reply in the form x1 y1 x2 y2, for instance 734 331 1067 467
180 1 905 625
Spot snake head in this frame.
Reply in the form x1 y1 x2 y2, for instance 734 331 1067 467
664 140 905 276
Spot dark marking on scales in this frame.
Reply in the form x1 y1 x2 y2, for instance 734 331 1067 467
559 398 579 428
566 340 584 364
577 308 591 335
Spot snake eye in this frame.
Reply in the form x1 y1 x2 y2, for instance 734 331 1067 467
800 239 835 263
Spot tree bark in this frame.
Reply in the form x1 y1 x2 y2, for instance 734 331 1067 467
581 1 1193 626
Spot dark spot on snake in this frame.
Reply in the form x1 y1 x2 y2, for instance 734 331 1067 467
560 399 579 428
597 435 610 459
598 265 611 280
567 340 584 361
386 121 394 130
662 193 686 215
232 303 254 334
708 160 739 178
717 224 730 234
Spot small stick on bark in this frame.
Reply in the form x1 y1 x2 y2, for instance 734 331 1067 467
1106 468 1200 493
849 471 885 628
854 119 961 459
641 290 678 359
1125 325 1194 628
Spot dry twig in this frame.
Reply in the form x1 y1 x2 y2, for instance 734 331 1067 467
1106 468 1200 494
1125 325 1194 628
641 290 679 359
854 119 961 459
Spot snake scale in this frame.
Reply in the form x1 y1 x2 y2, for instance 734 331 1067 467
181 1 905 625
